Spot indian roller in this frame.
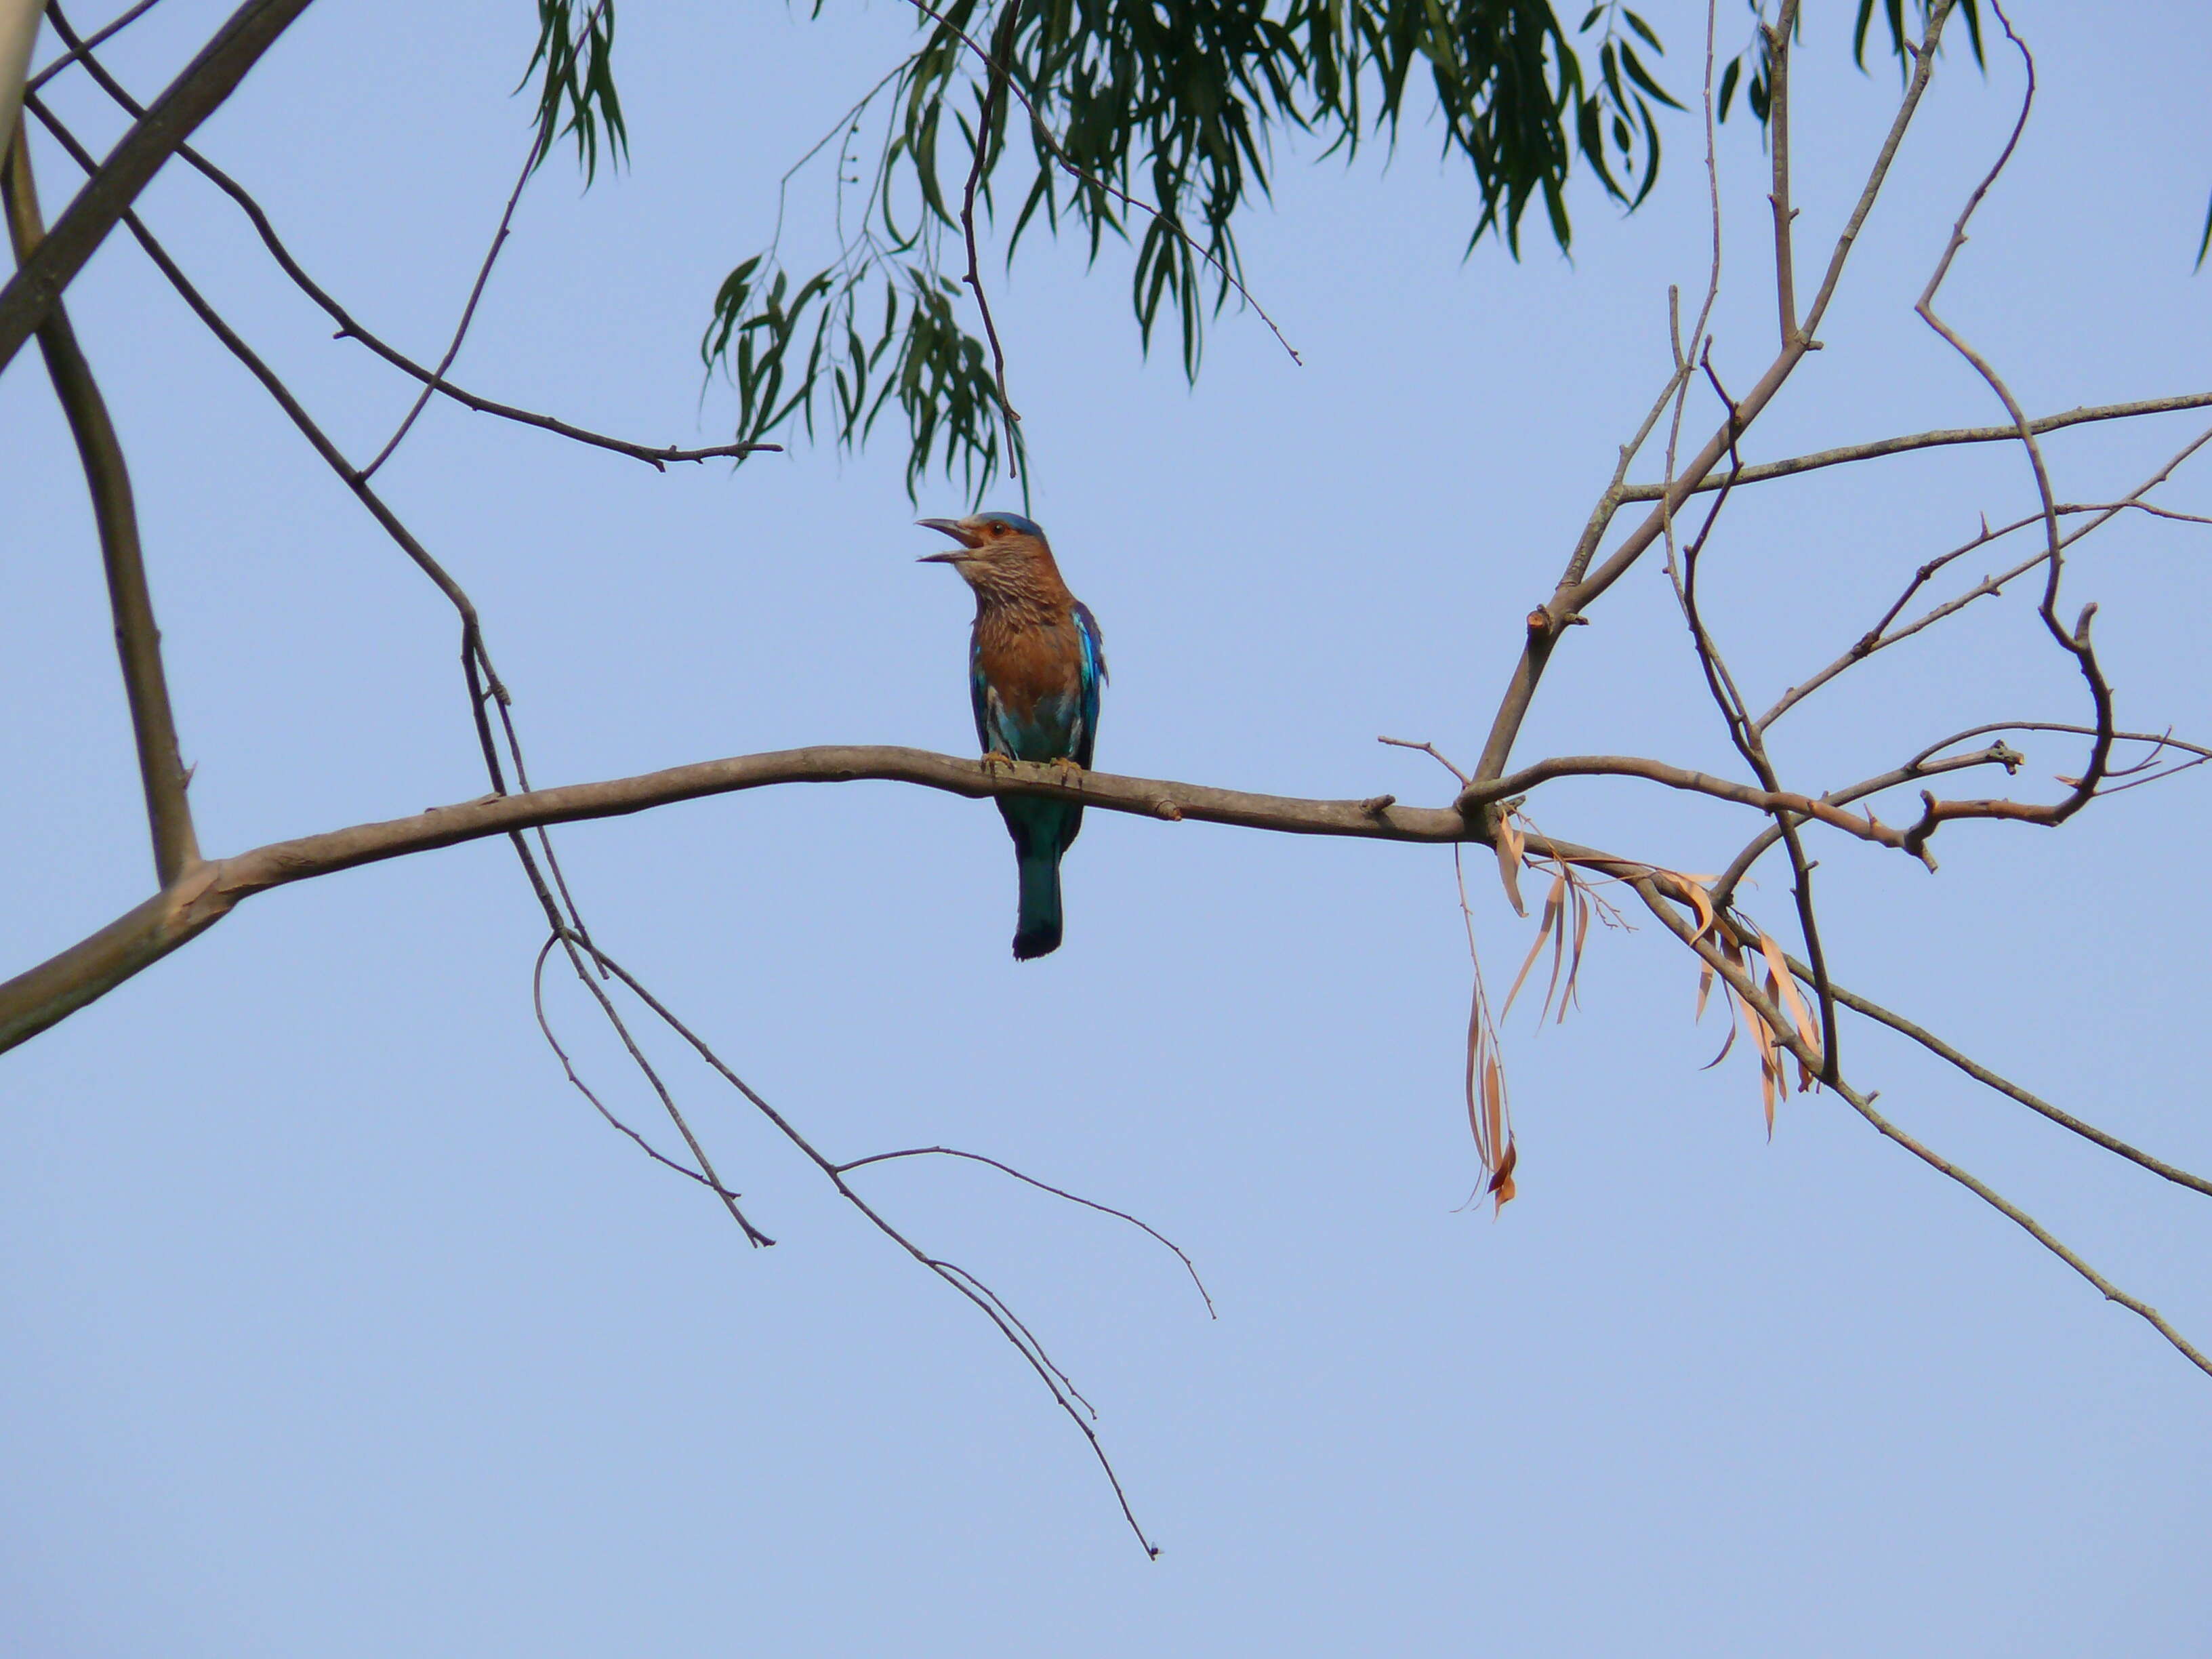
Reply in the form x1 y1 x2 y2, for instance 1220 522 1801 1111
918 511 1107 960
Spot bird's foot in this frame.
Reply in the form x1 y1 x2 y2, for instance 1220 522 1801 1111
1048 756 1086 786
979 750 1017 776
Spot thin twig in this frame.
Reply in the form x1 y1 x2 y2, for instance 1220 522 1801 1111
360 148 544 477
531 936 766 1209
1759 414 2212 731
359 0 616 481
1780 954 2212 1202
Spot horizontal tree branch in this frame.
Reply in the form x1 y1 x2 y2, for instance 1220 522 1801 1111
0 0 312 374
1457 752 1932 864
1616 392 2212 501
0 746 1509 1054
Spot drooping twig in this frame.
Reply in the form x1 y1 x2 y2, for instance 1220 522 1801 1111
4 115 199 886
1776 951 2212 1204
531 933 771 1246
1633 876 2212 1382
837 1147 1216 1317
531 936 769 1216
570 938 1164 1556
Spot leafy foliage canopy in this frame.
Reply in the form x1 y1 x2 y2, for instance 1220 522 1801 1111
527 0 1974 498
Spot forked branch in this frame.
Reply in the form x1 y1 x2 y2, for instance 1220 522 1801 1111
0 0 315 373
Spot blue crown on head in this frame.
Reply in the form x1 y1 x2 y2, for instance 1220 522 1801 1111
977 510 1045 539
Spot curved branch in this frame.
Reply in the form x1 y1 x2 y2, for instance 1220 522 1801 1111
0 0 314 374
0 745 1520 1054
1458 752 1925 861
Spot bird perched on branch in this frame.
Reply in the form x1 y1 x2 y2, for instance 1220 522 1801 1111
918 511 1106 960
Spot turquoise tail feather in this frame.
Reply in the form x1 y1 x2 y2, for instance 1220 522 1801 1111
1013 843 1063 960
1000 795 1080 960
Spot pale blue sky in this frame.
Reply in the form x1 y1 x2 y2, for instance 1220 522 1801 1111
5 3 2211 1654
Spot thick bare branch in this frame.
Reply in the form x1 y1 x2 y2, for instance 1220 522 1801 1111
26 0 162 92
0 0 314 373
5 116 199 884
1764 1 1801 347
0 745 1528 1054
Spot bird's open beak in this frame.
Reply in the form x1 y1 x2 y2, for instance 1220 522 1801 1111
916 517 980 560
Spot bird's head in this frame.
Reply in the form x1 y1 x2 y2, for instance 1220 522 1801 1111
916 511 1055 596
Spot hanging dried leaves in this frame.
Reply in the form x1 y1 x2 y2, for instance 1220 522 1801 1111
1454 845 1517 1214
1662 867 1821 1134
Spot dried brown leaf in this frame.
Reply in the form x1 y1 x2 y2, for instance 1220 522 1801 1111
1560 888 1593 1024
1503 871 1567 1017
1758 933 1821 1069
1495 818 1529 918
1487 1138 1518 1213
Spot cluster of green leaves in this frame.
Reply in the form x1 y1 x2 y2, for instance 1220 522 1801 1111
523 0 627 179
523 0 1972 499
700 257 1019 499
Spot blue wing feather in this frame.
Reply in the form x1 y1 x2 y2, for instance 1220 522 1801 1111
968 635 992 754
1072 600 1107 769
